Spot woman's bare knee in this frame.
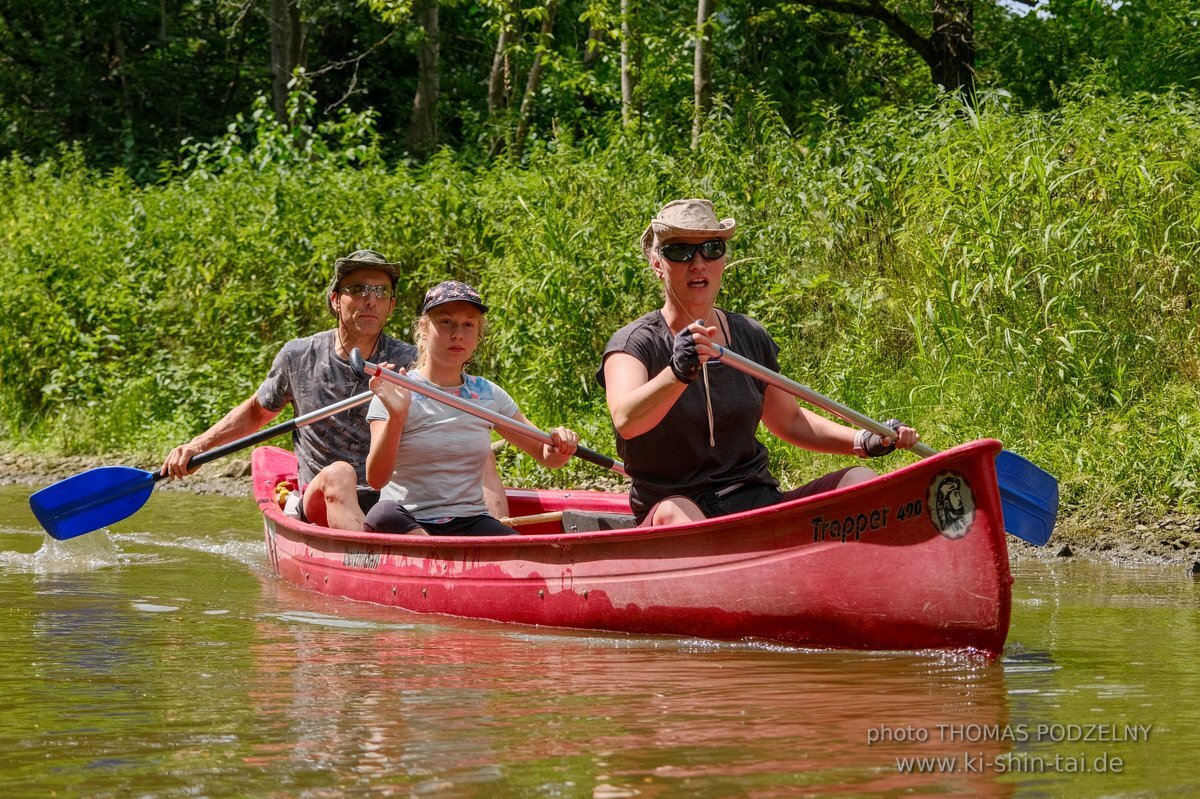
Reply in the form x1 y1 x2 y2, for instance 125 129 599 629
646 497 705 526
836 466 877 489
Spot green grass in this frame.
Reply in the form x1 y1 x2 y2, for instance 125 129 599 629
2 90 1199 517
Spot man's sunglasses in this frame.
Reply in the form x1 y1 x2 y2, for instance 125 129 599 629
659 239 727 263
339 284 395 299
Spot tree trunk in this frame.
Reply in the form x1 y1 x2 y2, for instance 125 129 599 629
620 0 636 127
268 0 302 127
509 0 557 161
487 1 514 117
691 0 714 149
408 0 440 158
110 19 134 131
930 0 974 97
572 21 604 138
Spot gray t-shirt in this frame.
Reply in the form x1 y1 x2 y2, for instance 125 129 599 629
257 330 416 488
366 371 520 521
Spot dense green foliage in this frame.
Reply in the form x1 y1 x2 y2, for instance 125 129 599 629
0 0 402 178
2 88 1198 513
3 1 1199 177
980 0 1200 110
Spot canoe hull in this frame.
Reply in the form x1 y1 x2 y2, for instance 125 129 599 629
254 440 1012 656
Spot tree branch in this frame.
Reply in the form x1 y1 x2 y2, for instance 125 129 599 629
789 0 935 65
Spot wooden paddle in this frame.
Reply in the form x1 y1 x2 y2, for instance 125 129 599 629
712 344 1059 546
29 391 375 541
500 511 564 528
350 350 628 477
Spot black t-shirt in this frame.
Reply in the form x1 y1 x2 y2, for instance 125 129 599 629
598 310 781 518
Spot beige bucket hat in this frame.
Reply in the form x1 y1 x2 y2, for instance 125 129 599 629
641 199 736 259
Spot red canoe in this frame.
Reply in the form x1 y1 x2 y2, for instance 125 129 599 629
252 439 1012 656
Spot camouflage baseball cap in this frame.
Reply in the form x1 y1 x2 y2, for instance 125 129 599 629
326 248 401 316
420 280 489 315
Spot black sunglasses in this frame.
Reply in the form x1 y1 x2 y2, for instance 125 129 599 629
659 239 727 263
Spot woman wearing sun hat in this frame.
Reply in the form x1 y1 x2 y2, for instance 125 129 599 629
598 199 921 527
363 280 579 536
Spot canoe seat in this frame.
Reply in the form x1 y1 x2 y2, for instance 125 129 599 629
560 510 637 532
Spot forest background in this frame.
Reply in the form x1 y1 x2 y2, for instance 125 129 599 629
1 0 1199 534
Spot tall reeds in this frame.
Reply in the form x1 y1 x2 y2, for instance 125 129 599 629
2 89 1198 511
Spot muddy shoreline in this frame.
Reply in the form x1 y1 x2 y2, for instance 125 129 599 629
5 451 1198 570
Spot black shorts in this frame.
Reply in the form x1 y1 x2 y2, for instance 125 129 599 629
363 500 516 537
693 482 784 519
687 466 857 521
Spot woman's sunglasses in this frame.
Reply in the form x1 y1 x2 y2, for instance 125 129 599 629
659 239 727 263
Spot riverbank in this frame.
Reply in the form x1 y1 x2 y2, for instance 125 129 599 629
5 451 1198 569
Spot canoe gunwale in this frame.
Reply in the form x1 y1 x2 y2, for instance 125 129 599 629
255 438 1005 547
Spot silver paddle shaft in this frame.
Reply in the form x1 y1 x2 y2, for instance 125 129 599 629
360 357 628 477
713 345 938 459
190 391 375 469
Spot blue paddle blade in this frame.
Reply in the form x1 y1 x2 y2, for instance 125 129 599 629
29 466 158 540
995 450 1059 546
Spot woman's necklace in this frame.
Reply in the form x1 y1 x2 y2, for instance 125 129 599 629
662 286 721 447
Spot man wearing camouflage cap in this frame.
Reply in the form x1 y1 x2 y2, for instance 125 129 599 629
161 249 506 529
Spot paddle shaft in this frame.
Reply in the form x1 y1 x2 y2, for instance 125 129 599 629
714 343 1059 545
713 345 936 457
31 390 378 539
355 355 628 477
162 391 376 481
500 511 564 528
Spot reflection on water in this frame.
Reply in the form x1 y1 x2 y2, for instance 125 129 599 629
242 577 1014 797
1 484 1199 797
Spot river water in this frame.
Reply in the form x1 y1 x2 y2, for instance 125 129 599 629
2 482 1198 798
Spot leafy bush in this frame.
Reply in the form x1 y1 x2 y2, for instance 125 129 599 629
3 89 1199 513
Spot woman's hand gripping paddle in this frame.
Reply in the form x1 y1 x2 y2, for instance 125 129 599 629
713 344 1059 545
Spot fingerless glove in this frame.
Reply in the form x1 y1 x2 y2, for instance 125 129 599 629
853 418 905 458
670 328 701 383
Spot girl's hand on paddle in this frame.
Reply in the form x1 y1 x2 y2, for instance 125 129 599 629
542 426 579 468
369 363 412 416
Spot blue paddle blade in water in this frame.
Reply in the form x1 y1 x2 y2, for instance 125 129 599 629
29 466 158 540
995 450 1059 546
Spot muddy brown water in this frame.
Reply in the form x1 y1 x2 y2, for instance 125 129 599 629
2 483 1198 797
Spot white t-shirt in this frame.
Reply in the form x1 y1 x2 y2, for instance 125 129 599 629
366 372 520 520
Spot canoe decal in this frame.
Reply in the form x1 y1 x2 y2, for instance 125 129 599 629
343 546 382 570
810 506 891 542
928 470 974 540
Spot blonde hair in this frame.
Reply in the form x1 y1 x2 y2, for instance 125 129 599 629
411 308 489 371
